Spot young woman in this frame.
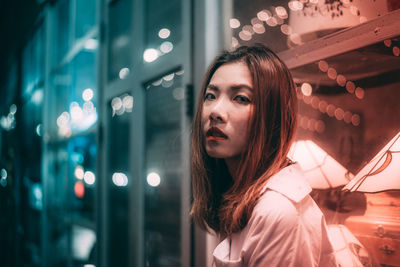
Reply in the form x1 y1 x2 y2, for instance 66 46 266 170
191 45 337 266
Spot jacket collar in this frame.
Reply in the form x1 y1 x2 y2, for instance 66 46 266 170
260 163 311 203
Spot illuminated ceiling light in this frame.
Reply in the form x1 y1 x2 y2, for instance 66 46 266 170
275 6 288 19
311 96 319 109
119 67 130 80
147 172 161 187
288 140 353 189
9 104 17 114
355 87 365 99
253 24 265 34
334 108 345 120
242 25 254 35
250 17 262 26
160 41 173 53
346 81 355 93
31 90 44 105
309 0 318 4
274 15 284 26
318 60 329 72
326 104 336 117
327 68 337 80
74 181 85 198
336 75 346 87
229 18 240 29
143 48 159 63
384 39 392 47
344 111 352 124
301 83 312 96
266 17 278 27
163 73 174 81
35 124 42 136
318 101 327 113
84 39 98 50
280 24 292 35
288 1 303 11
175 70 184 76
84 171 95 185
57 112 70 127
82 88 94 101
112 172 128 187
351 114 361 126
83 101 94 112
158 28 171 39
70 102 83 121
239 31 252 41
393 46 400 57
111 97 123 111
257 10 272 21
122 95 134 111
75 165 85 180
152 79 162 86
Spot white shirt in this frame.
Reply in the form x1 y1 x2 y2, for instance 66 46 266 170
212 163 338 267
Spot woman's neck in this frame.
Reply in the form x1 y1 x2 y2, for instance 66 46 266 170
224 157 241 181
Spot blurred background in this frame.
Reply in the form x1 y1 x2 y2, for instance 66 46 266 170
0 0 399 267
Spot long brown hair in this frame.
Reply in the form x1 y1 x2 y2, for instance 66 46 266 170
191 44 298 236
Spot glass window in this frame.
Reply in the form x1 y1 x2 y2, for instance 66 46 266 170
230 0 400 52
143 0 181 63
107 92 133 266
52 0 71 65
74 0 97 40
49 49 98 139
107 0 133 82
288 37 400 266
144 69 185 267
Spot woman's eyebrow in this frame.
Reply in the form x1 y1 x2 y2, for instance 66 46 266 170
206 84 219 91
230 84 253 91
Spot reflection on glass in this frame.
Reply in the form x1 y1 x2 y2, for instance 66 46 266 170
231 0 397 52
107 0 132 81
107 92 132 266
144 0 181 62
144 70 184 267
291 37 400 266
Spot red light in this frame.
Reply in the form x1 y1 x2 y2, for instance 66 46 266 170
74 181 85 198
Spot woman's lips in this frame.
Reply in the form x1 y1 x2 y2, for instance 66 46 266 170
206 127 228 141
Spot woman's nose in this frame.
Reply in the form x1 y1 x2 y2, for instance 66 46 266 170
209 100 227 122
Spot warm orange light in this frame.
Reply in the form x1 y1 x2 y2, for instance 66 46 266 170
74 181 85 198
355 87 365 99
345 81 355 94
318 60 329 72
327 68 337 80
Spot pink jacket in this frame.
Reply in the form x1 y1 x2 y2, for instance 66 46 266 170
213 164 338 267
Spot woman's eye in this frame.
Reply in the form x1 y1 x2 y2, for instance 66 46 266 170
204 93 215 101
234 95 251 104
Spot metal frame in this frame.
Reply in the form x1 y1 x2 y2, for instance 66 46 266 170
278 9 400 69
99 0 193 266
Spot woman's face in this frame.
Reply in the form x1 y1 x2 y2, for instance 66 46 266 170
202 61 254 160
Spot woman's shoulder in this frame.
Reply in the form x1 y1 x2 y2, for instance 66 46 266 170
251 163 316 226
252 189 301 228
